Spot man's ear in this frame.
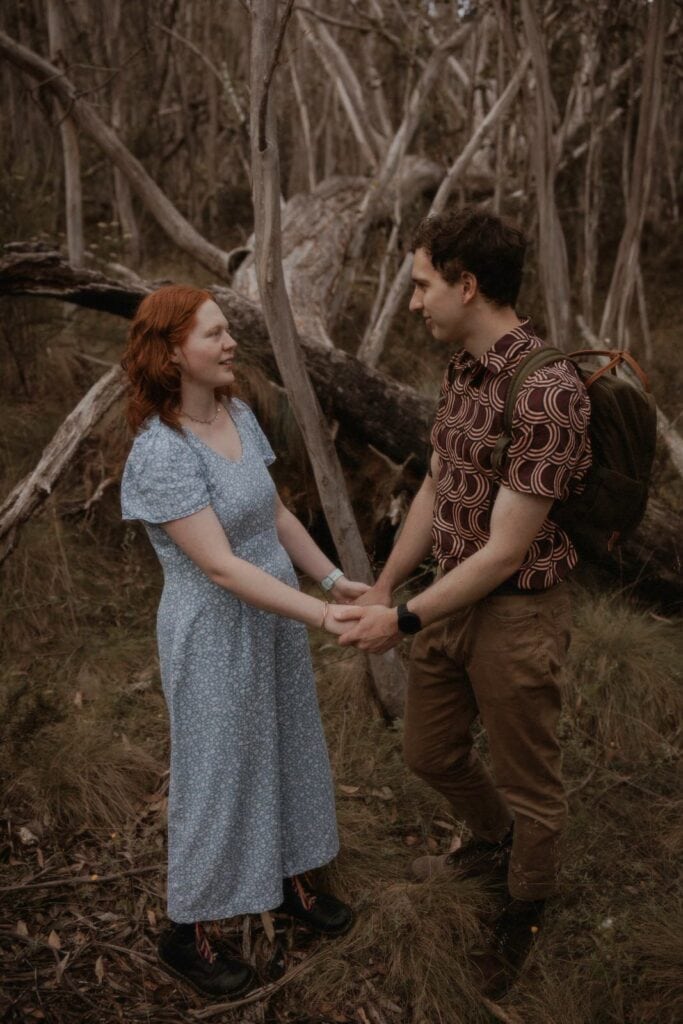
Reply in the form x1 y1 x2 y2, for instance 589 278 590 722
460 271 478 304
169 345 181 365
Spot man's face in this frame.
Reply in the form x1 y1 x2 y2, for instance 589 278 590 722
409 247 467 346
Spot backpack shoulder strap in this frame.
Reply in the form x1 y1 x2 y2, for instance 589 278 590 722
490 347 567 478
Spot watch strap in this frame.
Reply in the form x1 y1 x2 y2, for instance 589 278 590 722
320 568 345 592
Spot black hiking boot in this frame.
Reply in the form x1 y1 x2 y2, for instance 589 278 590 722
275 874 355 937
411 826 513 884
158 922 255 999
470 897 546 999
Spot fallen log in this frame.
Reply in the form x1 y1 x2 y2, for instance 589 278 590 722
0 245 434 468
1 245 680 608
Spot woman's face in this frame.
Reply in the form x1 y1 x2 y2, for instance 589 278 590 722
172 299 237 387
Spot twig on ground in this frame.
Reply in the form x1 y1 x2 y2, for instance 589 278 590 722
478 996 526 1023
0 864 163 893
186 948 327 1017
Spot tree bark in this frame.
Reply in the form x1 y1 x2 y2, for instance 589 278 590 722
249 0 406 719
599 0 670 346
45 0 84 266
521 0 572 348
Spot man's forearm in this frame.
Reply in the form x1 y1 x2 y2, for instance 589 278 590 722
376 480 435 593
407 543 519 626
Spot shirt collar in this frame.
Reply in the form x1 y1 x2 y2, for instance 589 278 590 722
448 318 535 381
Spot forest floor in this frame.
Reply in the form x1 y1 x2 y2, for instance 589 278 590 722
1 300 682 1024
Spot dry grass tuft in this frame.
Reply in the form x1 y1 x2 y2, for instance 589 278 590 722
13 721 162 831
564 589 682 761
624 908 683 1024
1 307 681 1022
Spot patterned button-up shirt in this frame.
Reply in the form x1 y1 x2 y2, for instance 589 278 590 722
430 320 592 590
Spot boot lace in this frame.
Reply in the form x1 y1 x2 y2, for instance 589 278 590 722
195 922 217 964
292 874 317 912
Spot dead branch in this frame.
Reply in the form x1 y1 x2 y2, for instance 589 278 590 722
358 54 530 367
0 363 125 563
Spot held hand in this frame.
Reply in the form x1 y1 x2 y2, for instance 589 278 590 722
329 577 371 603
335 605 402 653
323 603 364 637
353 582 392 608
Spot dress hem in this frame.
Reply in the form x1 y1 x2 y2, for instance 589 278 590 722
167 843 340 923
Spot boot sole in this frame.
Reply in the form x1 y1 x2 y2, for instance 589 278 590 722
274 907 356 939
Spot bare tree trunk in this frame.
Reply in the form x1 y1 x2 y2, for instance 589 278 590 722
298 11 383 171
599 0 670 345
335 23 472 328
286 37 316 192
107 0 141 267
0 29 231 280
45 0 84 266
357 55 529 368
249 0 405 718
521 0 571 348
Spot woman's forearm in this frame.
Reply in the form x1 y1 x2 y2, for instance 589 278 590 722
212 553 327 627
275 505 336 584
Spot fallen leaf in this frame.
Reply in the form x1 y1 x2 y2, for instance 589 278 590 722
47 930 62 950
55 951 70 983
36 848 45 868
147 909 157 928
16 920 29 937
339 784 360 795
95 955 105 983
434 819 455 831
427 837 439 852
18 826 39 846
403 835 419 847
260 910 276 943
73 690 83 708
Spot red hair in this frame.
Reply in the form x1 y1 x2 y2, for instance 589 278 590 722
121 285 232 433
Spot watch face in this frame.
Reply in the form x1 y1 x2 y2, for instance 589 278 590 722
397 605 422 634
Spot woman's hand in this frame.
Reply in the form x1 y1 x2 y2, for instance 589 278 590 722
329 577 371 603
323 604 363 636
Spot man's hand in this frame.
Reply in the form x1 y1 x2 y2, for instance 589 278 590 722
353 582 392 607
335 605 402 653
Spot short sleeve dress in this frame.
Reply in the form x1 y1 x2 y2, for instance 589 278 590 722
120 398 339 923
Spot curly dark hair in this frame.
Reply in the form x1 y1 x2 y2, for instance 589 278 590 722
411 208 527 308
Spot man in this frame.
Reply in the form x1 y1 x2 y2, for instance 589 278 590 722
337 208 591 995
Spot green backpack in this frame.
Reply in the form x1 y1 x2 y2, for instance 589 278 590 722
490 348 658 555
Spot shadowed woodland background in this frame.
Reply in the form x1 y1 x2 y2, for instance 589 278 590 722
1 1 682 1022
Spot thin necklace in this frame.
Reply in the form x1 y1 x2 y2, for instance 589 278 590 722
181 403 221 426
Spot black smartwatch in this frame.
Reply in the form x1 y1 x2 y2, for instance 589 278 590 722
396 603 422 635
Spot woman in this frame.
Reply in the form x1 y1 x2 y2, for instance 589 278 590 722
120 285 365 999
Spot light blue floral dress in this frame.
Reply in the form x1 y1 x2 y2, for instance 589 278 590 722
120 399 339 923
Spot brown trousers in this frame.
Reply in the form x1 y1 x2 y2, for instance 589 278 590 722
404 584 572 900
